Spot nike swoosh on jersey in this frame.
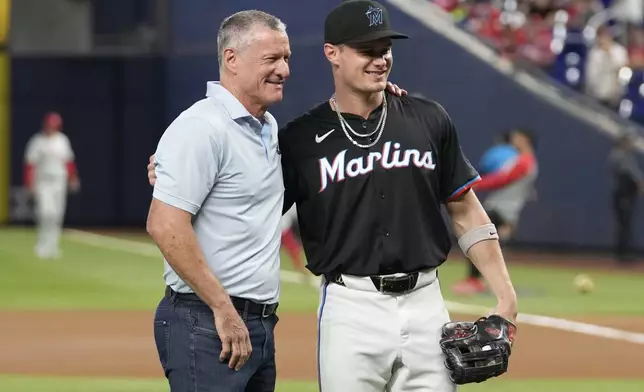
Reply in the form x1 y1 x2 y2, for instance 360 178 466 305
315 129 335 143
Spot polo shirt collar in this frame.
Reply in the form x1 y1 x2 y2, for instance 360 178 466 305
206 81 266 122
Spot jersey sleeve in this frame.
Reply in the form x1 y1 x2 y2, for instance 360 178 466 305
152 116 220 215
436 104 480 202
24 135 39 164
475 154 535 191
59 134 75 162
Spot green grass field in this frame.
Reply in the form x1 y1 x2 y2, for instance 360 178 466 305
2 374 644 392
1 227 643 392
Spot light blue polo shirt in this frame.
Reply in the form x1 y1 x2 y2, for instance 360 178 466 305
152 81 284 304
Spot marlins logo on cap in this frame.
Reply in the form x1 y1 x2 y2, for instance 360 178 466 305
366 6 383 27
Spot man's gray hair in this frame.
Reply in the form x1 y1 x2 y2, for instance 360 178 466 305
217 10 287 68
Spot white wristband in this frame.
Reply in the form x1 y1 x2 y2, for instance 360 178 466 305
457 223 499 256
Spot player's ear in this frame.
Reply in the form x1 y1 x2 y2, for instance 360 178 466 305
222 48 238 75
324 43 340 65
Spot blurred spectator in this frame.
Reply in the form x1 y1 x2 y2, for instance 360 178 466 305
518 8 557 67
433 0 644 116
609 131 644 263
610 0 644 26
526 0 558 20
584 25 628 108
566 0 605 29
627 24 644 69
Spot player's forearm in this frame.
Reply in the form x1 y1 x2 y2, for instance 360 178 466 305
147 215 233 312
446 191 517 317
467 241 517 315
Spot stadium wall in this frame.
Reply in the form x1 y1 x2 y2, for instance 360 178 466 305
8 0 644 254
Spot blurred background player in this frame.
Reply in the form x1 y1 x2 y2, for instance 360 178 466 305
609 131 644 264
281 205 310 283
23 111 80 259
453 128 538 295
477 131 518 176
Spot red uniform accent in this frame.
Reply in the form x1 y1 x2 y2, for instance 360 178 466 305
447 177 482 202
24 163 35 189
66 161 78 179
281 228 304 269
475 153 536 191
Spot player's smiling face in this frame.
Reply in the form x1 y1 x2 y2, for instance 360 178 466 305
340 38 393 93
236 26 291 108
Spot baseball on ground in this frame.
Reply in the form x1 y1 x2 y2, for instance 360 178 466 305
573 273 594 294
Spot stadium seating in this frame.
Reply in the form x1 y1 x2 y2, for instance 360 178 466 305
430 0 644 125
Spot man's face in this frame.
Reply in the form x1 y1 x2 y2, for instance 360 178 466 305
597 29 613 49
235 27 291 108
336 38 393 94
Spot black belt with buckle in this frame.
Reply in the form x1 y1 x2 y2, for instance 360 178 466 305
326 272 420 294
165 286 278 317
370 273 419 293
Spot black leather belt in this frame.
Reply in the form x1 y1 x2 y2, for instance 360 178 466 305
326 272 420 294
165 286 278 317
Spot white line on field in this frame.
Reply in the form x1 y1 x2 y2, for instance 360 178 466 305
65 229 644 345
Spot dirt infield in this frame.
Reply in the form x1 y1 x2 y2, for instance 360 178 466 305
1 310 643 380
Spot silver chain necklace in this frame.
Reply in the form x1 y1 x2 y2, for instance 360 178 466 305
330 93 388 149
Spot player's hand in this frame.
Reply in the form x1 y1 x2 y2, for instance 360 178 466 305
386 81 407 97
213 303 252 371
147 155 157 186
491 301 518 325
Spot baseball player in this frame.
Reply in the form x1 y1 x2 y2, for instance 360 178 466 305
609 131 644 263
453 128 538 295
23 111 80 259
278 2 518 391
477 131 518 176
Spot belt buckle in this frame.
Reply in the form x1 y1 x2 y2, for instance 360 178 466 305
405 275 414 291
261 304 273 318
379 276 386 293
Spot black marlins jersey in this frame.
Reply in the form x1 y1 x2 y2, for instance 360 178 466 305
279 92 480 277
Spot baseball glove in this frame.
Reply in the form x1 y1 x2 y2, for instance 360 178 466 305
439 314 516 385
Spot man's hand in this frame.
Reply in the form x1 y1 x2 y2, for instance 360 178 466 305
148 155 157 186
386 81 407 97
214 303 252 371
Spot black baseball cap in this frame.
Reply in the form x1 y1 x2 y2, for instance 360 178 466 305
324 0 409 45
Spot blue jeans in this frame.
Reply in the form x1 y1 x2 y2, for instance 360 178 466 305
153 292 279 392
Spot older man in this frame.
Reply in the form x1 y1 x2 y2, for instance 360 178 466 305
147 10 289 392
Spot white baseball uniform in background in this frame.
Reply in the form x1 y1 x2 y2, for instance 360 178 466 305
24 131 75 258
281 204 298 233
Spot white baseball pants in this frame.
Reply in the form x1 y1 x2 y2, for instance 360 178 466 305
317 269 457 392
34 180 67 258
